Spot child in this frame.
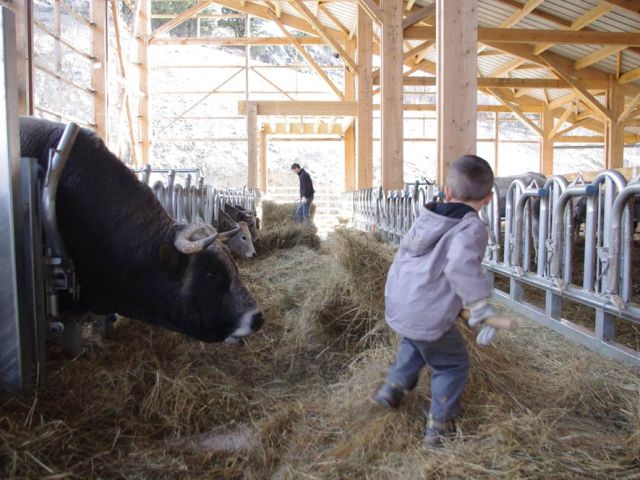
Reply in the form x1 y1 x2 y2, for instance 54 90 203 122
374 155 499 448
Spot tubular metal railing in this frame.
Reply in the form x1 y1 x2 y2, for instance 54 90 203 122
348 171 640 366
135 165 260 228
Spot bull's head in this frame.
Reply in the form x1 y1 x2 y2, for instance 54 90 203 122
157 223 263 342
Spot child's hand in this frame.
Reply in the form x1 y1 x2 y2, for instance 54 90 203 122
476 325 497 346
466 301 498 327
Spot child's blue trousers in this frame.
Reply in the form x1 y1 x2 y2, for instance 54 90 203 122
385 325 469 422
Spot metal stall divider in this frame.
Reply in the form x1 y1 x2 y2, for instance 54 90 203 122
349 172 640 366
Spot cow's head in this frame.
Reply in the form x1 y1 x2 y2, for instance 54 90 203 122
225 204 261 243
157 223 263 342
219 210 257 258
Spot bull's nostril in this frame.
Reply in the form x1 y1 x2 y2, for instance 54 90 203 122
251 312 264 331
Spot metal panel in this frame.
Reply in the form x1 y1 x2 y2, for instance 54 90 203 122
0 7 34 392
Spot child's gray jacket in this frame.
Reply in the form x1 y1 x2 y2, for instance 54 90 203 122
384 204 492 342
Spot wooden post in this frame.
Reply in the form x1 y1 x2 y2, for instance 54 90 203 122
138 0 150 165
381 0 403 191
357 5 373 189
111 0 137 165
605 78 625 169
541 106 554 175
247 101 258 189
259 128 267 193
14 0 32 115
344 35 356 191
436 0 478 186
91 0 108 140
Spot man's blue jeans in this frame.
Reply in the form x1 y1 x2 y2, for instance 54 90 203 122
385 326 469 422
295 198 313 224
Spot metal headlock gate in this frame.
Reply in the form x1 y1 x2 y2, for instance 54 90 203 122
348 173 640 367
133 165 260 227
0 2 262 391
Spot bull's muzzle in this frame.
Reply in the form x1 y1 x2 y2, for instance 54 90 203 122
226 309 264 340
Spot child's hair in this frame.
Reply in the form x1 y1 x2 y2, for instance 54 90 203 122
446 155 494 201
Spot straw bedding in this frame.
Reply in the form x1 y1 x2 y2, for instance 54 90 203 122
1 228 639 479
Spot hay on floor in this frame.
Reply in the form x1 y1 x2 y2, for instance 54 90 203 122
1 228 639 479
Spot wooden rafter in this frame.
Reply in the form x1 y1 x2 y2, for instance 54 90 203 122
602 0 640 15
382 76 608 89
533 2 613 55
487 87 543 136
289 0 359 73
501 0 545 28
357 0 383 24
151 0 213 38
619 90 640 123
547 105 574 139
554 118 590 137
539 52 612 120
402 4 435 29
210 0 343 42
318 4 350 35
575 45 628 70
619 65 640 84
404 26 640 45
264 7 345 100
150 36 326 45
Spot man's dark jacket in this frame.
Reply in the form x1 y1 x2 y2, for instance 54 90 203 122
298 168 315 199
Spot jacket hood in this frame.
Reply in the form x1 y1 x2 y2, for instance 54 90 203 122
400 204 477 257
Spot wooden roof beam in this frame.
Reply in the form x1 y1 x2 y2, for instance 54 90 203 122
575 45 628 70
548 105 575 139
210 0 343 42
539 52 612 120
318 4 350 35
533 2 613 56
402 4 435 29
357 0 383 25
602 0 640 15
501 0 546 28
385 76 608 89
151 0 213 38
405 26 640 45
486 87 543 136
290 0 358 73
264 6 344 100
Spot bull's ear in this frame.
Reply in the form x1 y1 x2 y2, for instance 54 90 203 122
159 244 187 278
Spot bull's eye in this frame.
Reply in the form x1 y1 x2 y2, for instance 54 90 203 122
241 236 247 241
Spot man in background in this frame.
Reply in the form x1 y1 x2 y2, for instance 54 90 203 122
291 163 314 224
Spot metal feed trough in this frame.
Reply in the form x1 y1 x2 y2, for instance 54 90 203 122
348 173 640 367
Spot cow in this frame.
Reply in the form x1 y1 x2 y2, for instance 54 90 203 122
493 172 547 252
223 204 260 243
20 117 263 342
572 193 640 239
217 209 256 258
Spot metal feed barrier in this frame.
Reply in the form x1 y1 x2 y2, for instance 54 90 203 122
348 172 640 366
351 180 440 243
134 165 260 228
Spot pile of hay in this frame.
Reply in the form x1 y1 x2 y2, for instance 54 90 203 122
1 228 639 479
257 200 320 254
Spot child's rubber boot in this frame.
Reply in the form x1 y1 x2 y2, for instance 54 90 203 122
373 382 404 409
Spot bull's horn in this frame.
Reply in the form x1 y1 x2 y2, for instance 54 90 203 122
219 226 241 239
174 224 219 254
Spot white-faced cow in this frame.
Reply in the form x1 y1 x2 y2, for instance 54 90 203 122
20 117 263 342
224 204 260 243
